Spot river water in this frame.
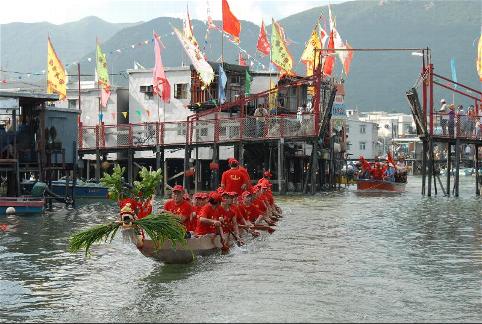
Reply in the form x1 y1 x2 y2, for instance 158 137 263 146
0 176 480 323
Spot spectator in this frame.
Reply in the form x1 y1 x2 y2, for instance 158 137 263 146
448 104 456 138
439 99 448 135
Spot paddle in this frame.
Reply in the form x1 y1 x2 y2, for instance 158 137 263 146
239 224 275 234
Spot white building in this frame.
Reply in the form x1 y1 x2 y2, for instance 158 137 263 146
345 109 380 159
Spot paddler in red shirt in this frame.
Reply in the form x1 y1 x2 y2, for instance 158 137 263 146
221 158 249 195
220 191 244 245
163 185 194 235
194 192 226 242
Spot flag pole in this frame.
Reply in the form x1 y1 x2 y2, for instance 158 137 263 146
221 6 224 64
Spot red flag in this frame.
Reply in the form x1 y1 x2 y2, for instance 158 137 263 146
256 20 270 56
239 52 247 66
343 41 354 75
222 0 240 42
323 30 335 76
152 32 170 103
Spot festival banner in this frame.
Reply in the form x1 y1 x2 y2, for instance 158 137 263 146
478 35 482 81
222 0 240 42
270 19 293 75
152 32 171 103
301 26 322 77
218 64 227 104
47 37 67 100
173 26 214 88
256 20 270 56
96 41 111 107
245 70 252 95
343 41 354 75
323 30 335 76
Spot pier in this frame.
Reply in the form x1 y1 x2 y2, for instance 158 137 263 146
406 49 482 197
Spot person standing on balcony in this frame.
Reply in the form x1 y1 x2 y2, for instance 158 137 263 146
254 104 268 137
439 99 448 135
448 104 456 138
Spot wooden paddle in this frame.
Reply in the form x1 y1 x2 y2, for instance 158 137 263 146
239 224 275 234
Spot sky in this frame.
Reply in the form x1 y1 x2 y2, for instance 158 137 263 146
1 0 349 25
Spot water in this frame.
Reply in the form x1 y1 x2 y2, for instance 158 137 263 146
1 176 480 323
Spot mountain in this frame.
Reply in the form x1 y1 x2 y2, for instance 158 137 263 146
0 16 137 77
1 1 480 112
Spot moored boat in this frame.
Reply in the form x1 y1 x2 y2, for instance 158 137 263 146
22 180 108 198
356 179 406 193
0 196 45 215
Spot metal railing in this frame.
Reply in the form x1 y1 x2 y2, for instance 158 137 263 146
78 114 317 150
430 112 482 139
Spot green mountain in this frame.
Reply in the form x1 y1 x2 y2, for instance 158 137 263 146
1 1 480 112
0 16 136 77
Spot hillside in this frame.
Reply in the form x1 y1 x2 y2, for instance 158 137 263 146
0 16 136 76
1 1 480 112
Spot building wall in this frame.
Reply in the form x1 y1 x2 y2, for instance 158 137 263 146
346 119 379 159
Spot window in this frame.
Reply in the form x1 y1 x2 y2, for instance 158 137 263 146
68 99 77 109
174 83 188 99
230 75 241 84
359 142 366 150
140 85 153 94
360 125 366 134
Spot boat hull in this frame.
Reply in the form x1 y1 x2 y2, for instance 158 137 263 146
137 234 230 264
0 197 44 215
22 180 108 198
356 179 406 193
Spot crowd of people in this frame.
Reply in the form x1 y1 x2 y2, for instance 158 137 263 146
161 158 282 245
346 154 408 183
438 99 481 138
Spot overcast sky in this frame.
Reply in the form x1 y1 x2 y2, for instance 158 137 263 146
1 0 349 25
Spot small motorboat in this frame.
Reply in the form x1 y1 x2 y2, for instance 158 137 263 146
0 196 45 215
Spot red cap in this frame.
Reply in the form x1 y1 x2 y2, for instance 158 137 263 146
228 191 238 196
216 187 224 194
172 185 184 192
263 170 272 178
221 191 230 196
228 158 239 165
193 192 203 199
209 192 222 202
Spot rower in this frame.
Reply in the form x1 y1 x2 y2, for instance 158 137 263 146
251 185 275 226
163 185 194 236
221 158 249 195
236 191 261 236
220 191 244 245
194 192 227 244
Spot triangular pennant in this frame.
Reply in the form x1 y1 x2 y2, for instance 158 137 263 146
122 111 128 119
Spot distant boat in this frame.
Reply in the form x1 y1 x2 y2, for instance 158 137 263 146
22 180 108 199
0 196 44 215
356 179 406 193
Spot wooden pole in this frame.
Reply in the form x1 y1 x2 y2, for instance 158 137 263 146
128 149 133 186
446 143 451 197
183 144 191 192
163 154 167 196
310 140 318 194
278 139 285 194
421 140 427 195
427 140 433 196
454 139 460 197
95 149 101 181
475 145 480 196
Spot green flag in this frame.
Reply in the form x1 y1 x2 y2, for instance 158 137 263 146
96 42 110 89
245 70 252 95
270 18 293 75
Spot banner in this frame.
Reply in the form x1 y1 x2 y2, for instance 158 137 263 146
47 37 67 100
271 19 293 75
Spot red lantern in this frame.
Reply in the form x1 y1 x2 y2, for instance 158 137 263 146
209 162 219 170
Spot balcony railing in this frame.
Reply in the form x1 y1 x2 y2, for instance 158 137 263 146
78 114 317 150
430 112 482 140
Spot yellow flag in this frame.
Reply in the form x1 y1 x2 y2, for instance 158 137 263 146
477 35 482 81
271 19 293 75
268 79 277 111
301 27 321 77
47 37 67 100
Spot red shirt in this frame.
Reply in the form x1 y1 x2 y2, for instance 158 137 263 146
253 197 267 213
240 166 252 189
220 204 236 232
195 204 222 235
164 199 193 231
239 204 261 222
221 168 248 195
